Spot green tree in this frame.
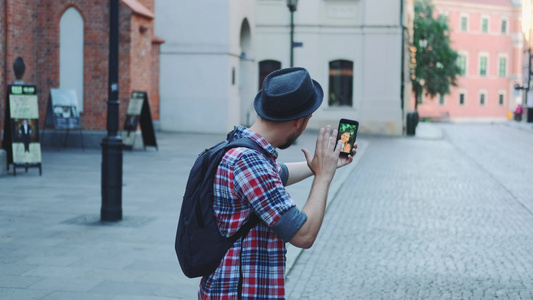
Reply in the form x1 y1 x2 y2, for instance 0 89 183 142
412 0 461 108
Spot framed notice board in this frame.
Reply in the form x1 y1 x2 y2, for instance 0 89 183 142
2 84 42 175
122 91 157 150
42 88 84 149
45 88 81 129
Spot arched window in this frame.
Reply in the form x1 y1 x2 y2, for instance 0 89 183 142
328 60 353 107
240 19 251 59
60 7 84 111
258 60 281 90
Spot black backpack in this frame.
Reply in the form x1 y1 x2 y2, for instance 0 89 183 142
175 131 267 278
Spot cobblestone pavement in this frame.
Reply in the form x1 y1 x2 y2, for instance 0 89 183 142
286 123 533 300
0 128 354 299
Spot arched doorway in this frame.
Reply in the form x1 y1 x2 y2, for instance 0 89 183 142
239 18 254 126
60 7 84 111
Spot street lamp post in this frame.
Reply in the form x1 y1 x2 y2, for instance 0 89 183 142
407 34 427 136
101 0 123 222
286 0 298 67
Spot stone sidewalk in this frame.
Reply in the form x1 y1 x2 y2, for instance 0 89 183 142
1 121 530 299
286 122 533 299
0 127 363 300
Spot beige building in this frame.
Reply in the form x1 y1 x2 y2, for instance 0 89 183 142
156 0 415 135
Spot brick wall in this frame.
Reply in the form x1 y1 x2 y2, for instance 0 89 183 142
35 0 114 130
0 0 160 146
1 0 38 146
6 0 37 85
120 1 160 122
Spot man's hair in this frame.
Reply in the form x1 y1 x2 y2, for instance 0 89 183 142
258 114 312 124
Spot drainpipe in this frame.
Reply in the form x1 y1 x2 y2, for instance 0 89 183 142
400 0 405 113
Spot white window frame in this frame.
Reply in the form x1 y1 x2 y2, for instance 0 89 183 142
479 90 488 106
439 94 446 106
481 15 490 33
479 52 489 77
501 18 509 34
498 90 506 106
498 54 508 78
458 50 469 76
460 14 469 32
459 90 467 106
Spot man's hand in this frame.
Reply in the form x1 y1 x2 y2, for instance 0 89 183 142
287 127 358 187
301 125 341 181
291 125 348 249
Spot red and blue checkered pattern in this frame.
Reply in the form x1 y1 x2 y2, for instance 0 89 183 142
199 126 295 299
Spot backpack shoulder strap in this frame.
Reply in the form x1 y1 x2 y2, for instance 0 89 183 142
225 137 288 186
225 137 267 155
222 137 266 242
228 213 260 243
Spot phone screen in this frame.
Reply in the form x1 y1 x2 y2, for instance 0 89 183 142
336 118 359 157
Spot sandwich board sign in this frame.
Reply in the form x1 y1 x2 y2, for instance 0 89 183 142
2 84 42 175
122 91 157 150
46 88 81 129
41 88 85 149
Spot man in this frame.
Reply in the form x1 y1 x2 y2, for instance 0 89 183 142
18 119 33 153
199 67 357 299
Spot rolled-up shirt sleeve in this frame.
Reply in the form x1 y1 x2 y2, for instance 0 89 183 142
272 207 307 242
233 151 300 232
277 163 289 186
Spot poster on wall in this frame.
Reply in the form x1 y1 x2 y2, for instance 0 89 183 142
46 88 81 129
122 90 157 150
2 84 43 175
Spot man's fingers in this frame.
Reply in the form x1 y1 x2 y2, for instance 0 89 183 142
301 148 312 163
322 126 331 137
316 127 326 151
351 142 358 156
334 139 342 154
316 125 344 157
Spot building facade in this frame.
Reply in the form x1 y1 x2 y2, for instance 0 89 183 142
156 0 415 135
417 0 523 122
0 0 162 147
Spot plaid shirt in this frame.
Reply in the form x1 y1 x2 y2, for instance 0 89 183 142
199 126 296 299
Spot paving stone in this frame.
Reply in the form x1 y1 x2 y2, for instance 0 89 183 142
286 123 533 299
2 123 532 299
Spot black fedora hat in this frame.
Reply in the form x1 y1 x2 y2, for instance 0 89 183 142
254 67 323 122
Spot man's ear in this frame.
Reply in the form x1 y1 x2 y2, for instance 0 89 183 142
296 114 312 128
292 117 306 130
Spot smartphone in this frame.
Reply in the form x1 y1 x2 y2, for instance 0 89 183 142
336 118 359 157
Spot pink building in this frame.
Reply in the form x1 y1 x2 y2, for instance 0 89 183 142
417 0 523 122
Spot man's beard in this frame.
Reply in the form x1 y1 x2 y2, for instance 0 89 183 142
278 132 299 150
